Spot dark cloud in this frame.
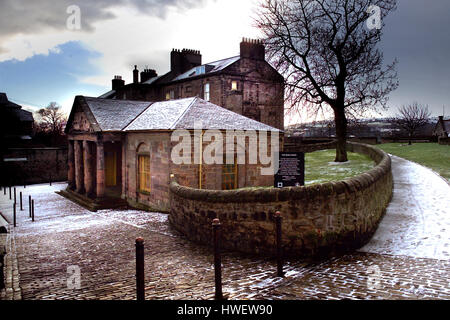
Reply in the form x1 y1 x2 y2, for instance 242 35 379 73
0 0 209 41
379 0 450 115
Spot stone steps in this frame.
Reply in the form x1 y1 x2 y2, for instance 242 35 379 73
56 189 128 212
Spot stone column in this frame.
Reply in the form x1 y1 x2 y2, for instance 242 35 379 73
96 140 105 199
83 141 95 198
68 140 75 190
121 137 126 199
74 140 85 194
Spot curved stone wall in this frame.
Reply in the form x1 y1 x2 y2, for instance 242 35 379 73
169 142 393 258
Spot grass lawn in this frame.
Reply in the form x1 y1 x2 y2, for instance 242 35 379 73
305 149 375 185
376 143 450 182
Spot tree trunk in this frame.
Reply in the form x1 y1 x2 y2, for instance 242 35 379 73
334 108 348 162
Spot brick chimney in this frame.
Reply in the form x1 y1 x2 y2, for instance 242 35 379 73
240 38 265 61
170 48 202 75
112 76 125 91
133 65 139 84
140 69 158 83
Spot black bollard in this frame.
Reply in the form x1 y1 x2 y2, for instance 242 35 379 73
212 218 223 300
9 186 11 200
14 187 16 204
20 192 23 211
135 238 145 301
28 196 31 218
13 202 16 227
3 186 5 195
275 211 284 277
31 200 35 222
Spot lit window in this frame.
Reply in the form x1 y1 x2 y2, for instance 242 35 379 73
166 90 175 100
195 65 206 75
204 83 210 101
222 155 237 190
138 155 151 193
231 81 238 91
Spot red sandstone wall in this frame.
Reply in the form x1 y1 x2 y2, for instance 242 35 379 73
124 130 280 211
2 148 68 185
169 142 393 258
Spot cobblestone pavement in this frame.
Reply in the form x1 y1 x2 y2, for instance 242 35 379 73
0 154 449 300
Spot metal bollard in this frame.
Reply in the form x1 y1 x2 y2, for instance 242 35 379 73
212 218 223 300
135 238 145 301
14 187 16 204
20 192 23 211
275 211 284 277
32 200 35 222
3 186 5 195
28 196 32 218
13 202 16 227
9 186 11 200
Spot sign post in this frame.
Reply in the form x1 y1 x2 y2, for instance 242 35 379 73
274 152 305 188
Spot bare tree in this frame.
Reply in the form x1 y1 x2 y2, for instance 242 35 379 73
394 102 431 145
36 102 66 135
255 0 398 161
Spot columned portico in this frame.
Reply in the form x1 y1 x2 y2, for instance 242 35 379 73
68 140 75 190
96 140 106 199
74 140 85 194
83 141 96 198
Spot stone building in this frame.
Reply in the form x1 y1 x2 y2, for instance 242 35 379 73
433 116 450 138
0 93 34 147
98 39 285 130
63 96 281 211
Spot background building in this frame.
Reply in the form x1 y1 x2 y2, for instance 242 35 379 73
99 39 285 131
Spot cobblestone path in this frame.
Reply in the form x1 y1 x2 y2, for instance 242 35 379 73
0 154 449 300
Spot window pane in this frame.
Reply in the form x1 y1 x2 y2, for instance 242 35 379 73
138 155 151 193
204 83 210 101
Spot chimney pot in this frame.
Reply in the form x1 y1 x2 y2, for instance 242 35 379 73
133 65 139 84
240 37 265 61
112 75 125 91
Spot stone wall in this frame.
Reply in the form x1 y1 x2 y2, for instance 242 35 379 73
1 148 68 185
169 142 393 258
124 130 280 212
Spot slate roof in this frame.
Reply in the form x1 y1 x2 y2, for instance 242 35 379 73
17 108 34 122
0 92 34 122
75 96 280 133
83 97 151 131
443 120 450 132
98 90 116 99
171 98 279 131
172 56 240 82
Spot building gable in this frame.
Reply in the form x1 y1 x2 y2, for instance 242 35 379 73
65 96 100 134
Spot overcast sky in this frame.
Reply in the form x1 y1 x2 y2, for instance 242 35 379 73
0 0 449 125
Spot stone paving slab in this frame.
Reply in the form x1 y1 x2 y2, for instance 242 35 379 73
1 154 450 301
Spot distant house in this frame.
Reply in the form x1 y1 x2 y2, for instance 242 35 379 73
0 93 34 146
98 39 285 131
433 116 450 138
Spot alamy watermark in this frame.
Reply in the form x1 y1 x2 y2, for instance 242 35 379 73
367 265 381 290
367 5 382 30
67 265 81 290
66 5 81 30
170 121 280 176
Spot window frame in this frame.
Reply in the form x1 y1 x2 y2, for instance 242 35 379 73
138 154 151 193
204 83 210 101
221 154 238 190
